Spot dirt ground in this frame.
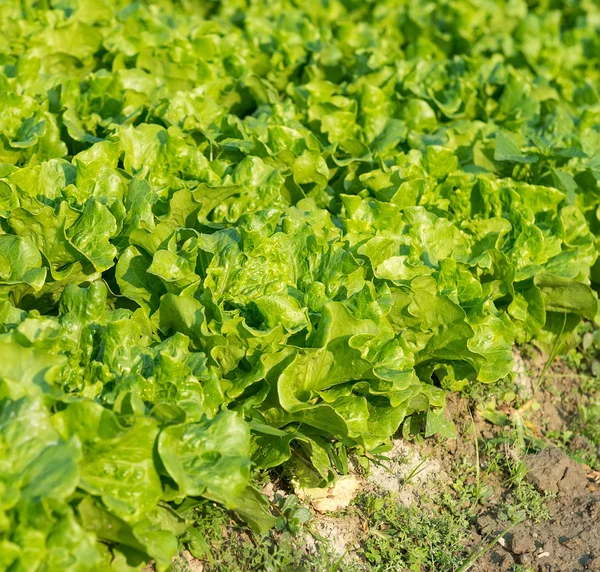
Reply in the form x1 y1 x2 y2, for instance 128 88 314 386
471 443 599 571
470 351 600 572
308 440 599 572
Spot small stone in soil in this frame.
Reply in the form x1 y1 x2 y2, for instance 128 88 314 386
508 529 535 555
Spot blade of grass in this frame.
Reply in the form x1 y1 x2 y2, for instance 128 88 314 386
456 519 523 572
536 311 568 391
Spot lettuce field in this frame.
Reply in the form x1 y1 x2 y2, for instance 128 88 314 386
1 0 600 570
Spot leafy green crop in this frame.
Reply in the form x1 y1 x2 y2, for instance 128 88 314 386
1 0 600 569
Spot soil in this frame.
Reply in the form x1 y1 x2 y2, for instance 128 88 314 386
475 491 600 572
474 447 599 572
468 350 600 572
308 434 600 572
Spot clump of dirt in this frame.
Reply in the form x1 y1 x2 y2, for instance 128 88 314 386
524 446 589 495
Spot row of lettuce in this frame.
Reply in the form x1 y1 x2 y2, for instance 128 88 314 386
1 0 600 569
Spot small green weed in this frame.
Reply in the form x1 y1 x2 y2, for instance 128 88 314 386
478 437 552 524
353 493 471 572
